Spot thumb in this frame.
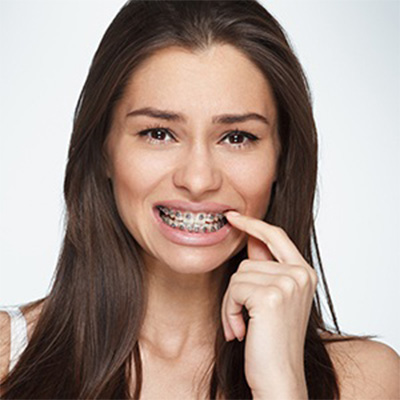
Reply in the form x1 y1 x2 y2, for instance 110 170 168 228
247 235 274 261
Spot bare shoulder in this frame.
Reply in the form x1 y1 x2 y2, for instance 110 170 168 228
0 311 11 381
322 332 400 399
0 300 46 382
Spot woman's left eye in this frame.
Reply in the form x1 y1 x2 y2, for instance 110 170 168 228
136 127 260 149
221 129 260 149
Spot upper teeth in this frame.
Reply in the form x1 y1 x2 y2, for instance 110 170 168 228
158 206 224 223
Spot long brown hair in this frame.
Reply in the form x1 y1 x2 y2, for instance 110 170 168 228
1 1 366 398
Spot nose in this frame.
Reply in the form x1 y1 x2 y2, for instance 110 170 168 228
172 143 223 197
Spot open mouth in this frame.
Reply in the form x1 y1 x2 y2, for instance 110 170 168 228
156 205 228 234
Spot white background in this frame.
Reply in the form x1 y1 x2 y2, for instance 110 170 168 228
0 1 399 353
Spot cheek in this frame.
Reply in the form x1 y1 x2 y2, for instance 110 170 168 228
225 154 276 217
111 150 165 218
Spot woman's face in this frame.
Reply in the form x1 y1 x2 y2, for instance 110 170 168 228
106 44 280 274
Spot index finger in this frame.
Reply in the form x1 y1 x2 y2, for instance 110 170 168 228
224 211 307 265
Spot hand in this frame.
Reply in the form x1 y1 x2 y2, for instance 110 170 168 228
221 211 318 399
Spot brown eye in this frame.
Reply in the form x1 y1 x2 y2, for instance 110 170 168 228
223 130 260 149
228 132 246 144
149 128 168 140
137 127 175 145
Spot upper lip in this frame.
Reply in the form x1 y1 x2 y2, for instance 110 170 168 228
155 200 236 214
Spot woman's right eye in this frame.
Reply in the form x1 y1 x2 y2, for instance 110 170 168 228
137 127 175 145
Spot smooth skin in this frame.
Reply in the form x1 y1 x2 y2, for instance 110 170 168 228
1 44 399 399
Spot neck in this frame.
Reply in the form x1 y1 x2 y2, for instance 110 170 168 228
139 254 227 360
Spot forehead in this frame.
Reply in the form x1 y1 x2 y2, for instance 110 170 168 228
118 44 277 121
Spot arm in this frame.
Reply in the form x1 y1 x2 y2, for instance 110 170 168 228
222 212 316 398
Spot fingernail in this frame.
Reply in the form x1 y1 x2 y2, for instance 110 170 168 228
237 335 244 342
226 211 240 217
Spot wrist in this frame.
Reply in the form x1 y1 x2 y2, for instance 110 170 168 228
250 360 308 399
252 388 308 400
251 377 308 400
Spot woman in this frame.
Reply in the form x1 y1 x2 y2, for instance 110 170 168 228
0 0 398 398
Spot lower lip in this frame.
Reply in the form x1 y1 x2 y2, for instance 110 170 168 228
153 207 232 246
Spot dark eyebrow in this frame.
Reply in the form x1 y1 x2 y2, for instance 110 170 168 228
126 107 270 126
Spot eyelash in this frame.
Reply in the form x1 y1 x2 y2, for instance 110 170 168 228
136 125 260 150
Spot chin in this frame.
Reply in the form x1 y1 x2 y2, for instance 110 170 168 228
161 248 230 275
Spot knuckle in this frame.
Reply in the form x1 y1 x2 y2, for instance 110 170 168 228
237 259 251 272
279 275 297 293
293 267 310 287
259 286 284 307
273 225 287 238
